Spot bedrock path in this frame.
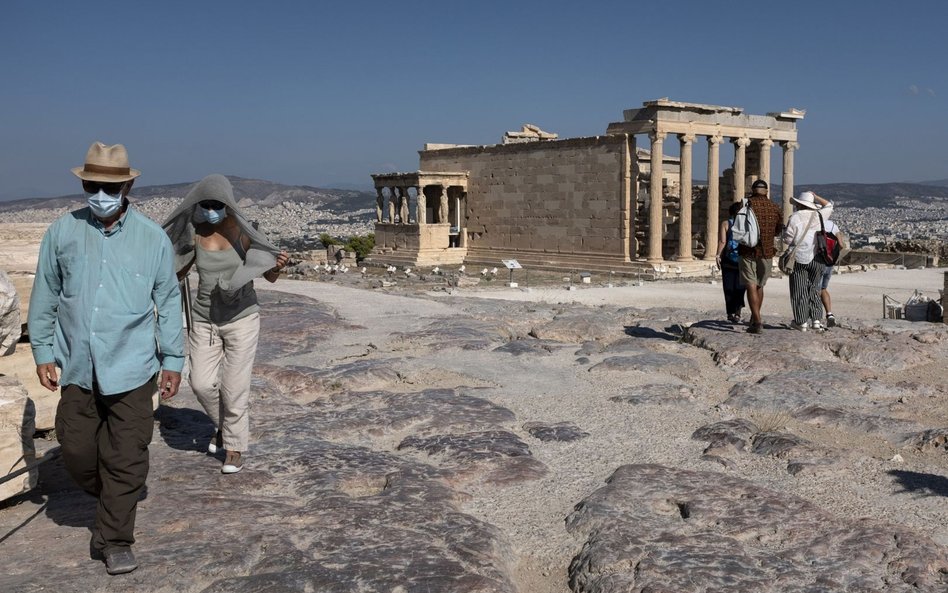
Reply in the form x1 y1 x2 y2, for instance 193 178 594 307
1 279 946 592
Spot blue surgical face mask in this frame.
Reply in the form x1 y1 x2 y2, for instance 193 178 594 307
198 206 227 225
88 189 123 219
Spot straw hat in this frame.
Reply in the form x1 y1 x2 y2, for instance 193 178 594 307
792 191 819 209
71 142 141 182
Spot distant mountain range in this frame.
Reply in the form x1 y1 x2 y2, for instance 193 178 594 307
0 176 377 214
794 182 948 208
1 177 946 214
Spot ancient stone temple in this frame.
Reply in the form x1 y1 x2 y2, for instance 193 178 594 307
367 99 804 276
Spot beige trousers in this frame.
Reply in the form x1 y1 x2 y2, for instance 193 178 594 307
188 312 260 452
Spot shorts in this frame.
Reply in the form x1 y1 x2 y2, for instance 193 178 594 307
739 256 772 288
821 265 834 290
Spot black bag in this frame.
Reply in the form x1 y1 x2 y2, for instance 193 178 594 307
814 212 841 265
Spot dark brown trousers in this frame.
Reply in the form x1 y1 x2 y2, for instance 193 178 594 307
56 377 155 553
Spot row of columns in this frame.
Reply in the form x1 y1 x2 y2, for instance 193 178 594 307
375 185 450 225
645 132 798 263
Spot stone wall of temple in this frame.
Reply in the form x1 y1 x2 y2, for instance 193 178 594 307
419 136 629 262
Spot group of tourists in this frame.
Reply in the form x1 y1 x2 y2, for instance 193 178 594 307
28 142 286 574
715 179 842 333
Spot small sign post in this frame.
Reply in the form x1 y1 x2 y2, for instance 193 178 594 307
502 259 522 287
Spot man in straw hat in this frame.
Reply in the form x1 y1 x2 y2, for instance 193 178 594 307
28 142 184 575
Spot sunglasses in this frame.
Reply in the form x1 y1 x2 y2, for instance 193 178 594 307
199 200 226 210
83 181 125 196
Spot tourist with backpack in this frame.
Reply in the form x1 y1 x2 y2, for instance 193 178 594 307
819 219 847 328
736 179 784 334
715 202 746 323
782 191 834 331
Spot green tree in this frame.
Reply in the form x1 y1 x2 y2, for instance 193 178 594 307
344 233 375 261
318 232 337 247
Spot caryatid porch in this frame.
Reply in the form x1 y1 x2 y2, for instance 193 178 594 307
606 99 804 264
368 171 469 266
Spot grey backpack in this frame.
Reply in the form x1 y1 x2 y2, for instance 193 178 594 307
731 199 760 248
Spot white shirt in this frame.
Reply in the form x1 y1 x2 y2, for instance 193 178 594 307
783 202 834 264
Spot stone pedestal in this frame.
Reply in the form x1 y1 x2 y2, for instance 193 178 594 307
0 376 36 501
0 347 56 430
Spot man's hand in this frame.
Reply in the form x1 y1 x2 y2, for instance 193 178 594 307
36 363 59 391
159 370 181 401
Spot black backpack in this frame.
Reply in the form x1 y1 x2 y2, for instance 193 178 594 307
814 212 841 265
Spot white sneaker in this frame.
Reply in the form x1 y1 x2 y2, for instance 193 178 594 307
789 321 808 332
207 431 222 454
811 320 825 332
222 451 243 474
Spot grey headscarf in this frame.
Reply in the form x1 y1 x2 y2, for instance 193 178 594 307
162 174 280 296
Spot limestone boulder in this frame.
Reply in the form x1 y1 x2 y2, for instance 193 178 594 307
0 270 20 356
0 346 57 430
0 376 36 501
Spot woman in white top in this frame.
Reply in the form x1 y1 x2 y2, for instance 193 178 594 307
782 191 833 331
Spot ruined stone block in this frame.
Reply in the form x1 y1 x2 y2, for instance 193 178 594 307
0 376 36 501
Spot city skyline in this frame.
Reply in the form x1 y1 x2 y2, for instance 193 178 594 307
1 0 946 200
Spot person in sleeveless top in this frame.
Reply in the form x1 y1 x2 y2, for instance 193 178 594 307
162 175 288 473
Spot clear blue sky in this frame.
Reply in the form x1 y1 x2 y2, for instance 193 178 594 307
1 0 946 199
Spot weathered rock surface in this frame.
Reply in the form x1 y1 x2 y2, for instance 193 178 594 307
589 353 698 377
523 422 590 442
0 376 35 501
610 382 696 405
393 318 512 351
567 464 948 593
723 368 928 442
0 270 20 356
529 309 625 343
686 320 948 373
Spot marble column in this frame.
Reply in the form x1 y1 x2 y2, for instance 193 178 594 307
781 141 799 223
375 188 384 222
387 187 396 223
399 187 410 223
648 131 665 262
704 135 721 261
732 137 750 202
416 185 426 224
439 187 449 224
677 133 695 261
760 139 773 187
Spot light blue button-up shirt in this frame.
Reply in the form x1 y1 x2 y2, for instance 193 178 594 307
28 205 185 395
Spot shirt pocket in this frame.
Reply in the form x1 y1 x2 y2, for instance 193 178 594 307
117 267 154 314
56 255 83 298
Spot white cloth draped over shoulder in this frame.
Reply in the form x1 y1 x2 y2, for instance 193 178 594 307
161 174 280 298
783 202 834 265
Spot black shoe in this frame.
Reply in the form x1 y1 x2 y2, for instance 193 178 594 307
826 314 836 328
746 323 762 334
89 538 105 562
105 548 138 575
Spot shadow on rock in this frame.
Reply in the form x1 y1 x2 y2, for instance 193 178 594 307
156 404 215 454
27 456 96 531
623 325 681 342
889 470 948 498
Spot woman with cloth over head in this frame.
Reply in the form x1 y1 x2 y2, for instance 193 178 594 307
782 190 833 332
715 202 746 324
162 174 288 473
